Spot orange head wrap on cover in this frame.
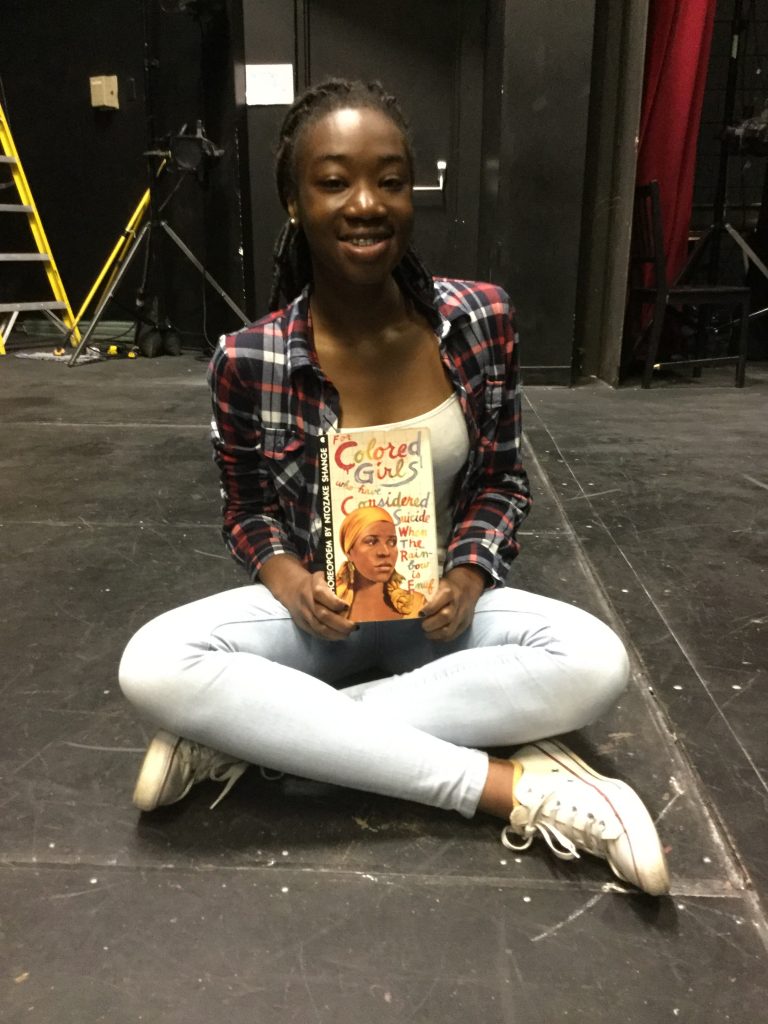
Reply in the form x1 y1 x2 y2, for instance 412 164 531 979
339 506 395 553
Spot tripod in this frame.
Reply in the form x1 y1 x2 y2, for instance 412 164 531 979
67 186 248 366
67 0 248 366
677 0 768 302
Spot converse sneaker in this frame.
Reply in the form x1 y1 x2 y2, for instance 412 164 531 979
132 730 248 812
503 739 670 896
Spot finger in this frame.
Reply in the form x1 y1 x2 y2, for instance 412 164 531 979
314 587 351 614
420 602 456 635
426 622 457 642
425 617 465 642
310 575 352 614
420 585 453 619
311 605 358 639
301 614 347 641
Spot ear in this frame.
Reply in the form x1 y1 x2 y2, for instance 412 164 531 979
287 198 298 222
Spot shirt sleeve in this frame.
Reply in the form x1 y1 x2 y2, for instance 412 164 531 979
207 336 300 579
443 291 532 586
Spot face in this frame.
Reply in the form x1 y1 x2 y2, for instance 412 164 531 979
288 107 414 289
347 522 398 583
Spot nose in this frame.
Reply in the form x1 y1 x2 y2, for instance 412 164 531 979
344 181 385 219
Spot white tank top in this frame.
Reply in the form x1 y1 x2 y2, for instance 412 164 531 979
339 393 470 566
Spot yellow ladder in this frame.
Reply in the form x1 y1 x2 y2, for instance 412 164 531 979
0 102 79 355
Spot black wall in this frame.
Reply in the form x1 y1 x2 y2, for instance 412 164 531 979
1 1 147 308
494 1 596 380
236 0 595 380
1 1 595 374
0 0 246 345
237 0 299 318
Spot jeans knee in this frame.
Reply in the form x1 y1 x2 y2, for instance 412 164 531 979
577 632 630 725
118 635 151 709
118 626 176 716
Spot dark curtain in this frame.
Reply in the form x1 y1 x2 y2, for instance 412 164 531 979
636 0 717 282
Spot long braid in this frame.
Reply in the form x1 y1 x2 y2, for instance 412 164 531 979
268 220 312 312
269 78 436 318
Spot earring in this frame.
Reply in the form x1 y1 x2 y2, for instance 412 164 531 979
289 216 298 226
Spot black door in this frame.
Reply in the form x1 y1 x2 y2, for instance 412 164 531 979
303 0 488 282
240 0 491 315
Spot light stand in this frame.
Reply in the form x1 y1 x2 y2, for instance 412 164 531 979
67 0 246 366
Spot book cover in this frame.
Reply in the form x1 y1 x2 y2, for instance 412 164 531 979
318 427 439 623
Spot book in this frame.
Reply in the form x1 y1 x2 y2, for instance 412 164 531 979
318 427 439 623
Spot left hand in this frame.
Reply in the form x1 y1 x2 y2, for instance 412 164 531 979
420 565 487 642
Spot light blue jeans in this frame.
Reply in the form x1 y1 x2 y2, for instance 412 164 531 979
119 585 629 818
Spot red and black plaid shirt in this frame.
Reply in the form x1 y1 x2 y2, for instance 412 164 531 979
207 278 531 586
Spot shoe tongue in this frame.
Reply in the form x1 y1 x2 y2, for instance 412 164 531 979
510 759 525 809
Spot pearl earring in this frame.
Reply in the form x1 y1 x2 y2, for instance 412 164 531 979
289 216 297 226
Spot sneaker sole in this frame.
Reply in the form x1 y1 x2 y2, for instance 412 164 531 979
132 730 180 812
533 739 670 896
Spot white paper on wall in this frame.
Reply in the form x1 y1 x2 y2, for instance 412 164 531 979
245 64 294 106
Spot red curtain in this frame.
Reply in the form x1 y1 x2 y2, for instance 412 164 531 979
636 0 717 282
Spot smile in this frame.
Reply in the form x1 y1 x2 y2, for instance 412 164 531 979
339 232 393 246
338 235 393 261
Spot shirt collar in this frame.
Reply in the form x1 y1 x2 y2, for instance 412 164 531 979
283 286 318 379
433 279 473 340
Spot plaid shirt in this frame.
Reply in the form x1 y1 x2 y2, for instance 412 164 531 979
207 278 531 586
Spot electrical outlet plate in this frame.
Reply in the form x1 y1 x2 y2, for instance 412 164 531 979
89 76 119 110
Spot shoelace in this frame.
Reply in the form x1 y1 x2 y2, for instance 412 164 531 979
177 742 249 810
500 788 610 861
208 761 248 809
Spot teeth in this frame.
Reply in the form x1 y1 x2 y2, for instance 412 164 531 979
348 238 382 247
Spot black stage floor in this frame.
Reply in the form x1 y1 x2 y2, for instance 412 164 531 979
2 351 766 1022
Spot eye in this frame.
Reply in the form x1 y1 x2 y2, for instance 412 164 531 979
381 176 406 191
386 538 397 548
318 177 346 191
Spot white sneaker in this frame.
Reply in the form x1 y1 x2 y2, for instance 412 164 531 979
503 739 670 896
132 730 248 812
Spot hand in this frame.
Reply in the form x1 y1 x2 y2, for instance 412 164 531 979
420 565 486 642
260 557 357 641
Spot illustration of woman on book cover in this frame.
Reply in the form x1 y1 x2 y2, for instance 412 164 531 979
336 506 426 621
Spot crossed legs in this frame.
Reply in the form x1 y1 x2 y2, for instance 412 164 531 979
119 584 629 817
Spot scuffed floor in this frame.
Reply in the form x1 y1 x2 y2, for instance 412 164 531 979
1 351 766 1022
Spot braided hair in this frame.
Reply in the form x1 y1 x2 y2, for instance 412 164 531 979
268 78 436 322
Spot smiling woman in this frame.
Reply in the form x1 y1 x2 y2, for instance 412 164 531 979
288 107 412 286
118 78 670 897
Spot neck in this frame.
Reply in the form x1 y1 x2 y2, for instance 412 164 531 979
310 272 407 340
353 575 381 593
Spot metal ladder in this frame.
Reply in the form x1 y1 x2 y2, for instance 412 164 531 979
0 102 79 355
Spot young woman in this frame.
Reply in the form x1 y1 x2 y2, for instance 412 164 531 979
336 506 426 621
119 79 669 896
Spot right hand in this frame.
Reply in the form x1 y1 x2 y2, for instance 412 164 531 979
261 557 357 640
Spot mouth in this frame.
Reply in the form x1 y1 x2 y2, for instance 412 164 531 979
343 236 390 248
338 232 394 260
